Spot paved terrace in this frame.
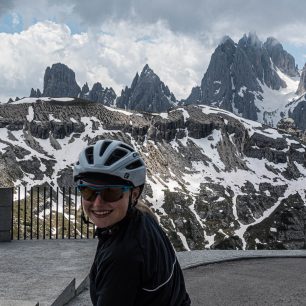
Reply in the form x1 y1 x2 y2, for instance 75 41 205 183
0 240 306 306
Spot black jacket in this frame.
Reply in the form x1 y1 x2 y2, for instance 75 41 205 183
90 208 191 306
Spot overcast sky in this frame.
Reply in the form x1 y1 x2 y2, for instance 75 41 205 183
0 0 305 102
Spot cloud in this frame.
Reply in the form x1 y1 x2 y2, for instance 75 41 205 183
51 0 306 38
0 1 14 16
0 20 211 102
1 1 306 102
5 0 306 39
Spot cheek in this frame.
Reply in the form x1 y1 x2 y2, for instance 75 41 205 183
82 200 91 212
116 195 130 212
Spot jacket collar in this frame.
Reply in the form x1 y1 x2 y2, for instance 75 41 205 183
95 208 135 240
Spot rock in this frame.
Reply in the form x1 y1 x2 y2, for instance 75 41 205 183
289 99 306 131
162 189 206 251
116 64 177 112
0 100 306 251
212 236 243 250
296 64 306 96
57 167 74 187
88 82 116 105
184 33 293 123
43 63 81 98
246 193 306 250
49 134 62 150
30 88 42 98
264 37 299 77
80 82 89 98
277 118 301 138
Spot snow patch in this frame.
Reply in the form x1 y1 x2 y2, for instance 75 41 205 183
26 106 34 122
104 105 133 116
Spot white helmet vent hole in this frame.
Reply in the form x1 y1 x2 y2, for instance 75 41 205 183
126 160 143 170
105 149 127 166
100 141 112 156
119 144 134 152
85 146 94 164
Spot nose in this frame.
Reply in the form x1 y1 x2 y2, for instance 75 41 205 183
92 192 106 205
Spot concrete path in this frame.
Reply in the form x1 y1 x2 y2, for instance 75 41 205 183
184 258 306 306
0 240 305 306
176 249 306 269
68 257 306 306
0 240 97 306
67 249 306 306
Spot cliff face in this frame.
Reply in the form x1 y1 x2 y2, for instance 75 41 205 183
116 64 177 112
43 63 81 98
296 64 306 96
183 33 306 130
184 34 289 120
0 98 306 251
264 37 299 77
29 63 117 105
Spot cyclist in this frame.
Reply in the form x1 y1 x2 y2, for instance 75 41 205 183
73 139 191 306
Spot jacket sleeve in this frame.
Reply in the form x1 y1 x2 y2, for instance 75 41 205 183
95 251 143 306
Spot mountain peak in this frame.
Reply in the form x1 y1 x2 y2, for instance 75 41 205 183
265 37 281 47
43 62 81 98
264 37 299 77
296 63 306 95
141 64 155 77
219 35 235 46
116 65 176 112
240 32 262 48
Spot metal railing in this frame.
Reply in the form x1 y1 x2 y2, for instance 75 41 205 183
10 186 95 240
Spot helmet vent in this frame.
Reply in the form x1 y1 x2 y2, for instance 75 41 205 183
105 148 127 166
85 146 94 164
126 160 143 170
119 144 134 152
100 141 112 156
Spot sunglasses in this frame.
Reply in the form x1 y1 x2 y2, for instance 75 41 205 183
78 184 133 202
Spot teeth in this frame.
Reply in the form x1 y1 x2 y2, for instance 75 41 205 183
93 211 112 216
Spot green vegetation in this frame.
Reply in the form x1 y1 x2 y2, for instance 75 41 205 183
11 187 95 240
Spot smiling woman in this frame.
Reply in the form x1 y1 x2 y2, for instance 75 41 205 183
73 139 191 306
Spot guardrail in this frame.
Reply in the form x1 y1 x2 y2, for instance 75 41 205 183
0 186 95 241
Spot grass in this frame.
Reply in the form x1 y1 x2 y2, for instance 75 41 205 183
11 186 96 240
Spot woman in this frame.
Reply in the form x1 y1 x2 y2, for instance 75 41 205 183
73 139 191 306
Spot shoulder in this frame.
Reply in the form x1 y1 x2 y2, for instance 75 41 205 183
130 208 174 257
130 207 161 238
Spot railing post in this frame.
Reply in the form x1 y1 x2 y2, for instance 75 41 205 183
0 187 13 242
304 216 306 250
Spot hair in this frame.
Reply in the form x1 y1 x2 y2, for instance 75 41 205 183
135 200 159 224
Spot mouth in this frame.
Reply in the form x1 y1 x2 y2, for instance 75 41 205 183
92 210 113 218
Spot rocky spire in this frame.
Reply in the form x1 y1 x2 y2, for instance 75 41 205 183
184 33 293 121
296 64 306 96
30 88 42 98
87 82 116 105
264 37 299 77
80 82 89 98
237 32 285 90
43 63 81 98
116 64 176 112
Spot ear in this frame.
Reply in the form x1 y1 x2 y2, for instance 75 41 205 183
131 187 141 202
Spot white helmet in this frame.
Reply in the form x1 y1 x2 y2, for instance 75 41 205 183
73 139 146 187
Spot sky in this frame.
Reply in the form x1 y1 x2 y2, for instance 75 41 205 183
0 0 306 103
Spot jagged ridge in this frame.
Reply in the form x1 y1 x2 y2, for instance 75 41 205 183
0 98 306 251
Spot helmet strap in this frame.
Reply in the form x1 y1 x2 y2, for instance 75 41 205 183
81 204 94 225
128 189 137 209
128 184 144 208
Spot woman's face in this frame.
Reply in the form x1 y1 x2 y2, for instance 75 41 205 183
82 185 140 228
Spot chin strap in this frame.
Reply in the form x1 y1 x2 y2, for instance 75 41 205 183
128 184 144 209
81 207 94 225
128 190 136 210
